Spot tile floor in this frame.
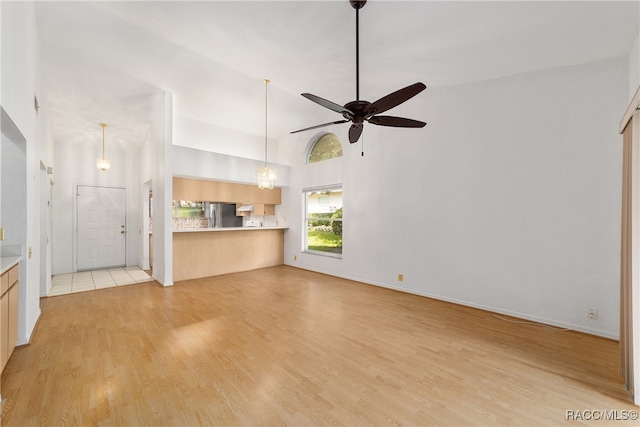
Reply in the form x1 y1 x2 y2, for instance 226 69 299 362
49 266 154 296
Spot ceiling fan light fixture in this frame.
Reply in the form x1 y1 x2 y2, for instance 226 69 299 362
96 122 110 171
257 79 277 190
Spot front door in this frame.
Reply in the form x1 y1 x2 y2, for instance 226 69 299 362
77 185 126 271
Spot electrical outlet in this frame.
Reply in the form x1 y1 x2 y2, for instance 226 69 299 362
398 273 404 282
293 255 297 261
588 308 598 320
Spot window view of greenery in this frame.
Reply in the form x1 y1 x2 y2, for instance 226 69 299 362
308 133 343 164
305 188 342 255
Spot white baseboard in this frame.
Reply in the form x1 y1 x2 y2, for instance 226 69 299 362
284 263 617 340
18 307 42 346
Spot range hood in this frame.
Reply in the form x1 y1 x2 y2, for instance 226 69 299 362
236 204 253 212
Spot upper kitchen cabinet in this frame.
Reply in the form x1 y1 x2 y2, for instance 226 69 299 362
252 204 275 216
173 177 281 205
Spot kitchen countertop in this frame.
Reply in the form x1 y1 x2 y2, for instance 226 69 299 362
174 226 288 233
1 256 21 275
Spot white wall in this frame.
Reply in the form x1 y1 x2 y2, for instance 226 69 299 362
0 1 53 344
172 145 291 187
629 34 639 101
148 92 173 286
282 58 627 339
51 140 141 275
174 115 267 161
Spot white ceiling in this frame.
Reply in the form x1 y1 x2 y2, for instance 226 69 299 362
34 0 639 153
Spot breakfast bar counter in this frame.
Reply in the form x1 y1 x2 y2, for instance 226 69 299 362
172 227 286 281
174 226 287 233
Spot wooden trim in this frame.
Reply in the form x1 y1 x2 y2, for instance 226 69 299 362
620 110 640 405
633 113 640 406
620 85 640 134
620 118 632 396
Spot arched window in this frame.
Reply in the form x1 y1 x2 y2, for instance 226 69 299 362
307 133 343 164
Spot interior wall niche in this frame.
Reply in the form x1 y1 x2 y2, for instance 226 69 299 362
1 108 27 258
0 108 28 364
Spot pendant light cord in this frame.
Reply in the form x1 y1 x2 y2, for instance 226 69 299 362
264 79 270 167
100 123 107 158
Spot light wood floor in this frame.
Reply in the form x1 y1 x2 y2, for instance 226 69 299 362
1 266 637 426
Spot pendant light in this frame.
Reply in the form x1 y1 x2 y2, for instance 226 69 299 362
257 79 277 189
96 122 110 171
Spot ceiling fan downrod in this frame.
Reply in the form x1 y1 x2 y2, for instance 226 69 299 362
351 0 367 102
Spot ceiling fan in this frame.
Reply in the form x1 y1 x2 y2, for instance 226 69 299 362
291 0 427 144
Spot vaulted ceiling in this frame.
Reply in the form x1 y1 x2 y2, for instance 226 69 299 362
34 1 639 158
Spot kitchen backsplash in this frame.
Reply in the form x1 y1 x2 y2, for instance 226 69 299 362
173 217 209 229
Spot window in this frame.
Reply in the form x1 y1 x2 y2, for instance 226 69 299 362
304 186 342 256
307 133 343 164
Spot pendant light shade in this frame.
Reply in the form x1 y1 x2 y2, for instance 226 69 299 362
257 165 278 190
257 79 277 190
96 123 110 171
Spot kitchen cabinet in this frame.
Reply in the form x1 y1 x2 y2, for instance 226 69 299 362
235 203 275 217
173 177 281 205
7 284 17 363
0 289 6 372
252 204 275 216
236 204 252 217
0 263 19 372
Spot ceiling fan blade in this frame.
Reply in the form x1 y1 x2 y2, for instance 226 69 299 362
301 93 354 117
290 120 350 134
364 82 427 117
368 115 426 128
349 123 364 143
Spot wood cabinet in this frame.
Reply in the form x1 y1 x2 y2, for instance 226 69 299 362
0 291 6 372
235 203 276 216
252 204 275 216
173 229 284 281
0 264 19 372
173 177 281 205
